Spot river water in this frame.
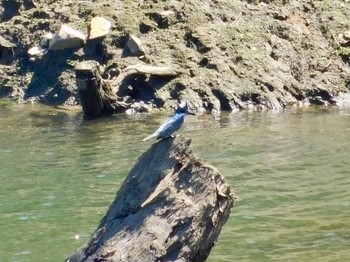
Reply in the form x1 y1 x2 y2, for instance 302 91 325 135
1 102 349 262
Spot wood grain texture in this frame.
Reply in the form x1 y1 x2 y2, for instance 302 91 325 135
67 136 236 262
75 60 127 119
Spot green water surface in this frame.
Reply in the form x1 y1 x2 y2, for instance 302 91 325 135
1 102 350 262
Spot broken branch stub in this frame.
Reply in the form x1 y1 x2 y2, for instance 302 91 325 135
67 135 236 262
110 63 183 94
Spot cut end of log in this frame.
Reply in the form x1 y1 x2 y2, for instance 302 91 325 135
67 135 236 262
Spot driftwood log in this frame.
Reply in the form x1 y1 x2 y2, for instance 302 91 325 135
67 136 236 262
75 60 183 119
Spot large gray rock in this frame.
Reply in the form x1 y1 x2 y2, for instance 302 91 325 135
125 34 145 56
49 24 86 51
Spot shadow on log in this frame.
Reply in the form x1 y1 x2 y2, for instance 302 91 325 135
67 135 236 262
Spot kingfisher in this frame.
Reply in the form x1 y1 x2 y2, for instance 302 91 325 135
143 102 195 141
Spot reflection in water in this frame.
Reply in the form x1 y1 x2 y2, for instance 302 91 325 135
1 102 350 261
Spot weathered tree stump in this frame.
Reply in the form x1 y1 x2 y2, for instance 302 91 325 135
75 60 127 119
67 136 236 262
75 60 183 119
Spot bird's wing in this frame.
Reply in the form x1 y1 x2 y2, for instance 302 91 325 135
154 116 176 134
142 116 175 141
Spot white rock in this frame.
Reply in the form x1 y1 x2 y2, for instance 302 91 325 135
88 16 111 39
49 24 86 51
28 45 46 56
343 31 350 40
160 10 175 17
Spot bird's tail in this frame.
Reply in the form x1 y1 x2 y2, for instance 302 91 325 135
142 133 156 141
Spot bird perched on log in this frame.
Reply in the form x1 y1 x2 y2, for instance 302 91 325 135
143 102 195 141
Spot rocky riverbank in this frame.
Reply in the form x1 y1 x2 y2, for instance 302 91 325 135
1 0 350 114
